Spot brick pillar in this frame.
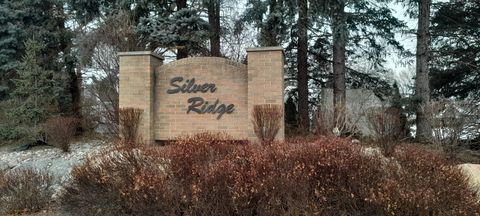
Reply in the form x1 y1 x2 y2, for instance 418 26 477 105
119 51 163 144
246 47 285 141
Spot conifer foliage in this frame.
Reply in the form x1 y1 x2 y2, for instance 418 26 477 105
10 38 64 125
137 8 210 57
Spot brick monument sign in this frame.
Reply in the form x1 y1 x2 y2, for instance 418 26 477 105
119 47 284 143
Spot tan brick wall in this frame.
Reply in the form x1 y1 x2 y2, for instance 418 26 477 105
246 47 285 140
155 57 248 140
119 52 163 144
119 47 284 142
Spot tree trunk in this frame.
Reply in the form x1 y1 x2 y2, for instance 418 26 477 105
70 68 82 117
208 0 221 57
263 0 279 46
176 0 188 59
297 0 309 130
332 2 347 131
415 0 432 142
58 4 82 119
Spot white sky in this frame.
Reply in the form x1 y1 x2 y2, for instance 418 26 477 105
385 2 418 94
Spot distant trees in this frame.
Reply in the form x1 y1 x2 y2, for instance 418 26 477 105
0 0 477 142
242 0 404 132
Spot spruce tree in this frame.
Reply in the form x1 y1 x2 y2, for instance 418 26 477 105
0 0 75 114
10 38 64 125
137 8 209 57
0 0 24 101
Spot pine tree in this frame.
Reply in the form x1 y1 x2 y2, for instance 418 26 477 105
176 0 189 58
243 0 294 47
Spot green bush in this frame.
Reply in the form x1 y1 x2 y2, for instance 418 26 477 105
0 125 22 140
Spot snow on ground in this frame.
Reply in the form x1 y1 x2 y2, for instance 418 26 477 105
459 164 480 194
0 140 112 197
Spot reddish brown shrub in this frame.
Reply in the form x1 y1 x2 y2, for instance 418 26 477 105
0 168 54 215
45 116 79 152
164 136 385 215
60 133 480 216
166 132 246 185
60 147 181 216
118 107 143 147
251 104 282 142
373 145 480 215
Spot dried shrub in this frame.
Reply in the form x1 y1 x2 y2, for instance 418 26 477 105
367 107 404 156
59 133 480 216
424 99 480 157
116 138 145 150
118 107 143 146
45 116 79 152
251 104 282 142
315 104 360 137
166 132 246 184
60 147 181 216
373 145 480 215
0 168 54 215
182 137 387 215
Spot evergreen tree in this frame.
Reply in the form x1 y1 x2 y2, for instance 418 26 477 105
137 8 210 57
399 0 433 142
0 0 75 115
285 96 298 127
242 0 294 47
10 38 64 125
431 0 480 100
0 0 23 101
312 0 406 130
176 0 189 58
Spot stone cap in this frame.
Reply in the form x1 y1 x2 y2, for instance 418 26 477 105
118 51 164 60
246 46 284 53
